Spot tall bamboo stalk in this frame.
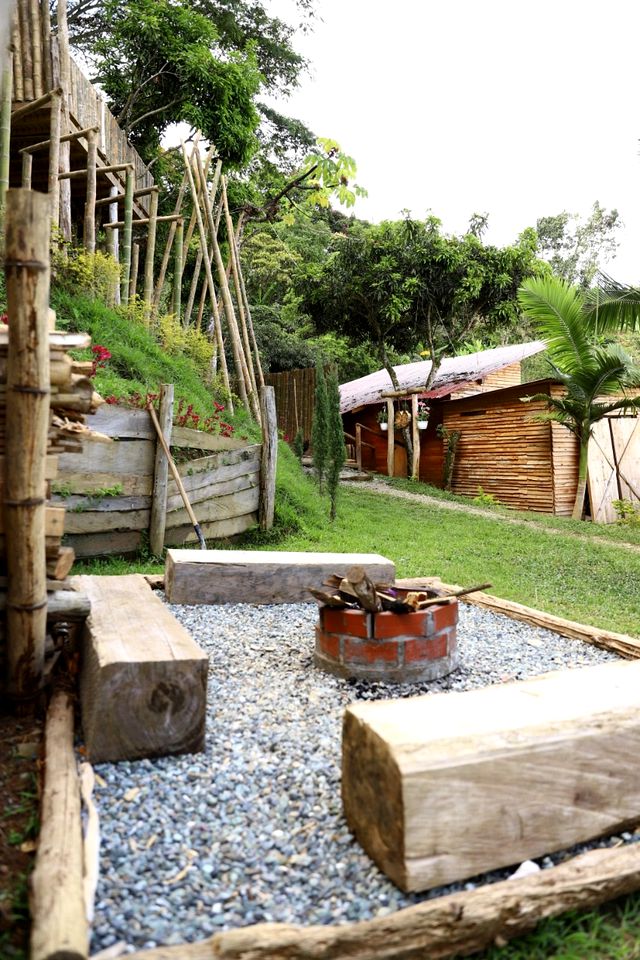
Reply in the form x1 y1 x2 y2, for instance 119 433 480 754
222 177 258 400
152 170 189 314
196 269 207 330
18 0 33 101
130 242 140 300
182 158 222 326
21 151 32 188
235 219 266 389
47 91 61 228
120 166 134 304
4 189 51 700
172 218 184 320
11 6 23 102
57 0 72 240
29 0 43 98
195 150 258 420
180 142 233 411
0 51 12 246
83 129 97 253
142 188 159 323
41 0 53 91
181 150 217 271
183 248 202 328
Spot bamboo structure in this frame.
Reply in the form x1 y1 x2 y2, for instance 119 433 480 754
4 189 51 699
56 0 72 239
172 218 184 320
120 166 134 304
83 127 97 252
143 188 159 323
130 242 140 300
0 50 12 244
222 176 259 402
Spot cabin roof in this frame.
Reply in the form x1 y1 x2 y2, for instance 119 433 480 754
339 341 546 414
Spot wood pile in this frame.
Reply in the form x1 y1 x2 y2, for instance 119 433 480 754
309 567 491 613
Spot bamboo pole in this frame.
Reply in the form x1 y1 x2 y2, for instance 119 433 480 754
130 242 140 300
41 0 53 91
235 215 266 390
18 0 33 101
83 128 97 253
21 150 32 188
196 269 207 329
47 90 61 228
103 213 182 229
181 150 218 271
11 6 23 103
142 188 158 323
93 184 156 208
10 85 62 120
149 384 174 556
180 142 233 411
30 690 88 960
194 150 256 418
21 124 100 155
172 218 184 320
4 189 51 700
182 157 222 326
222 177 259 402
120 166 134 304
29 0 43 98
183 248 203 327
0 51 12 245
57 0 72 240
152 172 188 314
106 185 119 305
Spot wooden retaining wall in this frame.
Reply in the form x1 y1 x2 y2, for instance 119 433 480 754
53 406 260 557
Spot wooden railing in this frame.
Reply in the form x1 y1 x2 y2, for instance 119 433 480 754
345 423 377 473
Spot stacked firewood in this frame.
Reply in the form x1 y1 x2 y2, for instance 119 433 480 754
309 566 491 612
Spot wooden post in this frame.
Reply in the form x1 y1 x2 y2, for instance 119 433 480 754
387 399 395 478
21 150 32 189
4 190 51 699
143 187 159 323
30 690 88 960
41 0 53 92
130 241 140 301
106 184 120 305
149 384 174 557
0 51 12 245
47 91 61 228
356 423 363 473
259 386 277 532
120 166 134 304
83 128 97 253
57 0 72 241
180 142 233 411
172 218 184 320
411 394 419 480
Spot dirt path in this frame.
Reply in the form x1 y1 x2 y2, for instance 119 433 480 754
345 479 640 556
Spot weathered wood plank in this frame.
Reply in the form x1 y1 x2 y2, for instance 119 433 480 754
51 494 151 512
174 445 261 479
166 466 259 511
164 551 395 604
164 513 257 548
166 484 258 527
59 437 154 476
64 529 143 557
53 472 153 497
77 574 208 762
87 404 154 439
171 425 247 451
64 508 149 535
343 659 640 893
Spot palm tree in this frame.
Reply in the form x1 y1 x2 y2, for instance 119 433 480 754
518 276 640 520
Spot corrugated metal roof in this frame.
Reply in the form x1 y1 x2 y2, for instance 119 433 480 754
339 342 546 413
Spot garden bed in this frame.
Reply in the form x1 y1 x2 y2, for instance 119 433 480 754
88 599 635 953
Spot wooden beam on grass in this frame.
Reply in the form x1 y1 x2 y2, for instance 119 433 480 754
4 189 50 699
30 690 88 960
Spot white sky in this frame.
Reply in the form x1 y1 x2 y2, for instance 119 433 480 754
268 0 640 282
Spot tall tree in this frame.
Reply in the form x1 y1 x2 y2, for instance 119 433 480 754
311 361 329 492
325 366 346 521
535 201 621 289
518 276 640 519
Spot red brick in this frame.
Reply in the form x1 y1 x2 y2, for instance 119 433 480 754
431 602 458 632
316 627 340 661
322 607 370 639
404 631 448 663
373 610 432 639
344 637 399 665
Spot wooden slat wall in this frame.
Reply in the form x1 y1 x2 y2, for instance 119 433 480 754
53 407 259 557
550 385 580 516
264 367 317 445
442 387 556 512
450 361 523 399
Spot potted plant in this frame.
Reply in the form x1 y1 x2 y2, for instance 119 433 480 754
417 400 429 430
377 407 388 431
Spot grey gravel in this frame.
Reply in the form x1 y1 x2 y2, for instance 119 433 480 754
89 599 634 953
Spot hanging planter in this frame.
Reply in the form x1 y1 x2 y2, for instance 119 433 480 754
380 422 388 432
394 410 411 429
418 420 428 430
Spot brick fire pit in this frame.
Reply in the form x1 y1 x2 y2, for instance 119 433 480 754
314 600 458 683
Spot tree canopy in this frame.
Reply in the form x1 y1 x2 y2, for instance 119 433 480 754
535 201 621 289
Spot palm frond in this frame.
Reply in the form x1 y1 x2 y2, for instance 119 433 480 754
584 274 640 335
518 277 594 374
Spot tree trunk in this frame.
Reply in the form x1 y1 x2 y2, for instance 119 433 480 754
379 343 413 476
572 433 589 520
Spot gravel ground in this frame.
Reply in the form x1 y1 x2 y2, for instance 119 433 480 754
90 600 635 953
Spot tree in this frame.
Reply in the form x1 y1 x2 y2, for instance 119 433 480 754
65 0 315 165
518 276 640 520
311 361 329 492
535 201 621 289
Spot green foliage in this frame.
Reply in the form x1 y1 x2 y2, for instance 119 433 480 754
311 362 329 491
612 499 640 525
154 312 215 381
52 245 120 305
437 424 461 490
325 366 346 521
536 201 621 289
292 428 304 462
472 485 500 506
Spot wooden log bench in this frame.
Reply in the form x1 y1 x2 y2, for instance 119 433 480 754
343 659 640 892
75 574 208 763
164 549 395 605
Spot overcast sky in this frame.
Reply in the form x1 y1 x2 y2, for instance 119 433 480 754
269 0 640 282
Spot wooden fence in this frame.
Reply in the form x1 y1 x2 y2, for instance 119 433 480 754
264 366 317 444
53 404 265 557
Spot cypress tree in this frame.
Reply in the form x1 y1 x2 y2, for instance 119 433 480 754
311 362 329 492
326 366 346 520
